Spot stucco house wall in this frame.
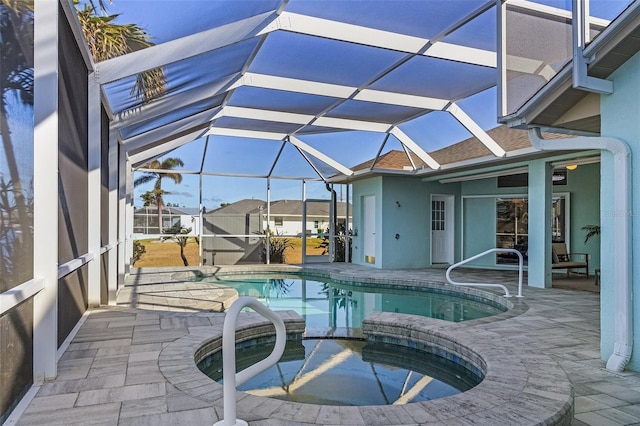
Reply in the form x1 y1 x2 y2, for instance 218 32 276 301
380 177 429 269
600 49 640 370
352 159 600 273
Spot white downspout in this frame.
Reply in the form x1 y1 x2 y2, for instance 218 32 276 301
529 127 632 371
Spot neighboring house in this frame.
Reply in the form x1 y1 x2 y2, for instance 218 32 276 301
200 199 352 265
267 199 351 236
133 206 201 236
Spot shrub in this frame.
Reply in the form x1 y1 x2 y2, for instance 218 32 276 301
132 240 146 266
260 230 293 264
316 227 352 262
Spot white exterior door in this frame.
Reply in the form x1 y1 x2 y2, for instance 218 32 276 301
431 195 454 264
363 195 375 264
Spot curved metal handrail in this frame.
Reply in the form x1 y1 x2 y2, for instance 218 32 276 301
214 296 287 426
446 248 524 298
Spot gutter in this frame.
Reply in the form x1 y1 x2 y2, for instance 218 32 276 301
528 127 632 371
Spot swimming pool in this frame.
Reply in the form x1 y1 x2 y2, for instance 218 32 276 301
198 336 484 406
202 274 506 333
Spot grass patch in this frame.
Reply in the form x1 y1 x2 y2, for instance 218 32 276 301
134 238 200 267
134 237 326 267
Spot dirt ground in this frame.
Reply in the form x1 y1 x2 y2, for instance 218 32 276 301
133 237 325 267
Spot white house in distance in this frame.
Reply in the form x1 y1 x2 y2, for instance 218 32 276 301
200 199 352 265
206 199 351 237
133 205 201 236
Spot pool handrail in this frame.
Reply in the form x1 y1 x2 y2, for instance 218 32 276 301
214 296 287 426
445 248 524 298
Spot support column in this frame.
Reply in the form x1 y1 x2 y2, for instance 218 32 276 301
527 159 553 288
33 0 59 382
107 129 119 304
125 159 134 274
117 148 127 287
87 75 101 306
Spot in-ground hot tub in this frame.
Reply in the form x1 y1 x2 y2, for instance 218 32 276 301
197 336 484 406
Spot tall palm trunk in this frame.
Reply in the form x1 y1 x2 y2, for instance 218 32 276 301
157 199 164 234
179 245 188 266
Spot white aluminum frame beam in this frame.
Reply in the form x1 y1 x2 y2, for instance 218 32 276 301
390 127 440 170
206 127 288 141
233 72 354 98
313 117 392 133
234 73 450 110
87 75 101 306
122 107 221 153
217 105 392 133
288 136 353 176
271 12 496 68
446 103 506 157
217 106 314 124
33 0 59 382
107 127 119 304
94 12 278 83
128 128 210 166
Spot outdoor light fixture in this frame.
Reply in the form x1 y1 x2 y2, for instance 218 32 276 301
551 157 600 170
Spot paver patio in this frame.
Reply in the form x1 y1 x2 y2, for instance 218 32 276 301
11 264 640 425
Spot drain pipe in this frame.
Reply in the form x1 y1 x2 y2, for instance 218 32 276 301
528 127 632 371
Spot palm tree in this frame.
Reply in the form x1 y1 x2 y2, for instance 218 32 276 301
134 158 184 233
1 0 33 202
0 0 34 290
163 223 192 266
74 0 166 104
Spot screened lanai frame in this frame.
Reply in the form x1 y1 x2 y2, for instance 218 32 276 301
101 0 627 269
42 0 626 277
99 0 506 268
0 1 634 422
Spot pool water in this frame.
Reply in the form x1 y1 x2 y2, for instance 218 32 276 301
202 274 505 332
198 338 483 406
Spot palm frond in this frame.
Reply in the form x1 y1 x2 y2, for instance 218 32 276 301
75 3 166 102
133 174 155 187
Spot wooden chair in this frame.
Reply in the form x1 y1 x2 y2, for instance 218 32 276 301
552 242 589 278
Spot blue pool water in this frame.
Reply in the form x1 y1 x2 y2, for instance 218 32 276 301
202 274 505 332
198 337 483 406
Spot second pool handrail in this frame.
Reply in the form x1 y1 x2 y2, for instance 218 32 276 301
214 296 287 426
446 248 524 298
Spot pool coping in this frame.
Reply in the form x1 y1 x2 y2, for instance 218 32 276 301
155 265 572 425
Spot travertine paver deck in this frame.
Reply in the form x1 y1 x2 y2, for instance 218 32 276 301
12 264 640 425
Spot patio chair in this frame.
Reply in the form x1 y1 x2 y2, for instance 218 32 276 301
552 242 589 278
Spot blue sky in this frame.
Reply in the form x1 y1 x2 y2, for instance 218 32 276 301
132 86 499 209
